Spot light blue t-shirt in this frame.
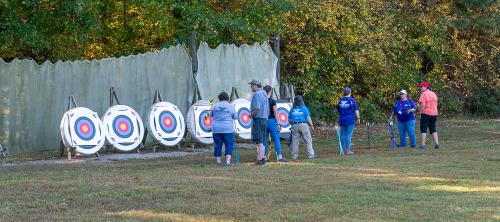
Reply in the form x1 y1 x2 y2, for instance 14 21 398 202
250 89 269 119
289 105 311 123
210 101 237 134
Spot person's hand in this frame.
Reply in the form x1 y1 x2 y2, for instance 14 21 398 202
405 109 411 114
310 125 315 131
356 118 361 125
277 124 282 132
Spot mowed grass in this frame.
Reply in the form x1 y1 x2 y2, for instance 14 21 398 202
0 119 498 221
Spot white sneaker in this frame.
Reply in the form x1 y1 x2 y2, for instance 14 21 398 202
346 151 354 155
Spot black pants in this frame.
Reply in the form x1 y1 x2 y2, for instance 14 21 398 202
420 114 437 133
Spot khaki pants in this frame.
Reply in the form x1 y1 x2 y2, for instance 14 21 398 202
290 123 314 159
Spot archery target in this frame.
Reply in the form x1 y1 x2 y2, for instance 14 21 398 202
276 102 292 134
60 107 105 155
232 98 252 140
102 105 144 151
186 100 213 144
147 102 185 146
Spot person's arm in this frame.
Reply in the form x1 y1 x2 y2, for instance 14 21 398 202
418 96 425 114
353 99 360 124
307 116 314 131
406 100 416 114
250 96 260 118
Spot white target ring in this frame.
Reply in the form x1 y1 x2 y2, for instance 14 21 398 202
232 98 252 140
60 107 105 155
102 105 144 151
186 100 213 144
147 102 185 146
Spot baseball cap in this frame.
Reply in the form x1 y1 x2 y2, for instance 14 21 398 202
343 87 351 93
399 89 408 95
295 95 303 101
248 79 261 85
417 82 430 87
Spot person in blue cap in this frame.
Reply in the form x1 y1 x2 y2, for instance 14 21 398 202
288 95 315 160
392 89 417 148
336 87 360 155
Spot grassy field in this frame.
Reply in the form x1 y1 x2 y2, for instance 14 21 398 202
0 119 499 221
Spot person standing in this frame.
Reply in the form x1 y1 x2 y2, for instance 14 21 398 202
392 89 417 148
288 96 315 160
249 79 269 165
263 85 288 162
417 82 440 150
210 91 237 167
336 87 360 155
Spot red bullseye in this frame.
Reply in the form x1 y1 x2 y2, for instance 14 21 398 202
242 114 249 123
280 114 287 122
80 124 90 134
163 117 172 127
118 121 129 132
204 117 212 126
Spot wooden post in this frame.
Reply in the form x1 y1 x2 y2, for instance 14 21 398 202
189 31 198 75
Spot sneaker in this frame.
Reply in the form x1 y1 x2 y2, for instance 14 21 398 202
420 144 426 149
224 163 232 168
278 158 289 162
399 146 407 149
257 160 266 166
346 151 354 155
307 155 315 159
434 144 440 149
291 156 298 160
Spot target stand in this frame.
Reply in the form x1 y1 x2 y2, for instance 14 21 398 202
146 90 185 152
59 96 105 160
101 88 145 153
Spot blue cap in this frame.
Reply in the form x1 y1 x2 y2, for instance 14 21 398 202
344 87 351 93
295 95 303 101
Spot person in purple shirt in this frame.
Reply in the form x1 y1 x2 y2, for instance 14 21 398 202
210 91 237 167
336 87 360 155
392 89 417 148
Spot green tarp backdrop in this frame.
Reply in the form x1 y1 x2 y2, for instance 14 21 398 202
0 43 278 154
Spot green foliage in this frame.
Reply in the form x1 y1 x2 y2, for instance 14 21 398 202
0 0 498 120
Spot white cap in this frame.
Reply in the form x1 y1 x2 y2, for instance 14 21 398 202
399 89 408 95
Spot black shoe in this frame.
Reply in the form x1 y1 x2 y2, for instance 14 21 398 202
278 158 289 162
435 144 440 149
257 160 266 166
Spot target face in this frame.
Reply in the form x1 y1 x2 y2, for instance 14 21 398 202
237 108 252 129
276 103 292 133
186 100 213 144
112 115 134 138
147 102 185 146
60 107 104 155
198 110 213 133
102 105 144 151
232 98 252 139
74 117 96 141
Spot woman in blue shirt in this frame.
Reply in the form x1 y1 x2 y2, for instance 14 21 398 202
288 96 315 160
336 87 360 155
210 91 237 167
392 89 417 148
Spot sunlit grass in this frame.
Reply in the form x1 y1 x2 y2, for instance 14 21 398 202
418 185 500 193
108 210 234 222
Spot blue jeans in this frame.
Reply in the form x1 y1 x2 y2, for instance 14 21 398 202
340 124 355 152
264 118 282 156
213 133 234 156
397 119 416 147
